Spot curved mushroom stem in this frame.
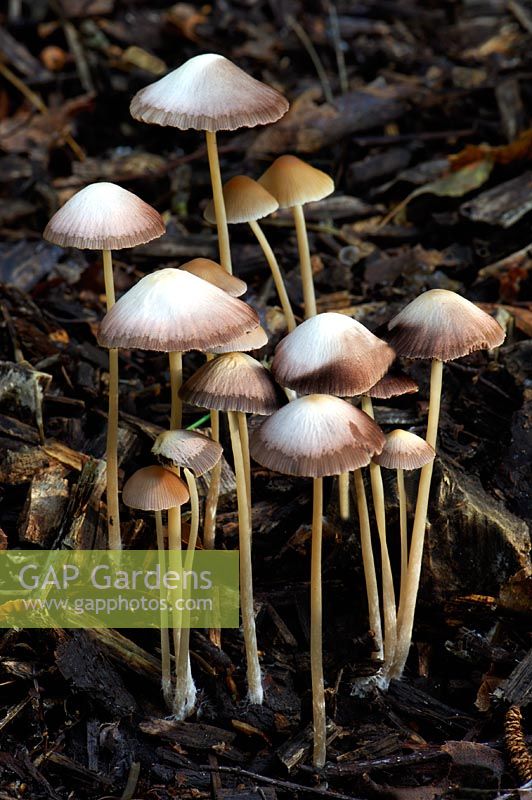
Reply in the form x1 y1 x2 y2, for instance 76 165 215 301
227 410 263 705
361 396 397 668
166 503 183 695
311 477 326 769
248 219 297 332
203 406 221 552
155 510 172 708
102 249 121 550
292 204 317 318
173 468 199 719
391 359 443 680
338 472 350 520
353 469 383 661
237 409 251 519
397 468 408 604
205 130 232 274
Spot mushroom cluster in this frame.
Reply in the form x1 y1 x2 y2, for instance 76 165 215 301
42 51 506 772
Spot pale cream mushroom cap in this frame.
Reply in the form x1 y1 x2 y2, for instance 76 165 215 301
367 371 418 400
373 429 435 470
272 312 395 396
204 176 278 225
152 429 222 477
43 182 165 250
388 289 505 361
258 155 334 208
122 465 189 511
97 268 259 352
208 325 268 355
180 258 247 297
130 53 289 132
250 394 385 478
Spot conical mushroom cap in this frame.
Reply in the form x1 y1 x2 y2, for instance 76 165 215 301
258 155 334 208
43 182 165 250
373 429 435 470
250 394 385 478
208 325 268 354
180 352 281 415
152 429 222 477
130 53 289 132
97 268 259 352
204 176 278 224
180 258 247 297
388 289 505 361
367 371 418 400
272 312 395 396
122 465 189 511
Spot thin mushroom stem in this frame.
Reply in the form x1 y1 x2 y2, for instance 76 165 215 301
168 349 184 666
102 249 121 550
362 395 397 668
169 351 183 431
227 410 263 704
173 468 199 719
353 469 383 660
237 408 251 518
338 472 350 520
311 476 326 769
155 509 172 708
391 358 443 680
167 504 183 692
205 130 232 274
203 406 221 551
292 204 317 318
397 468 408 604
248 219 297 332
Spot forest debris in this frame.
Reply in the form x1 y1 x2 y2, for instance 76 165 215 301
494 649 532 707
387 681 473 733
54 630 137 717
18 462 70 546
140 718 237 750
504 705 532 782
0 361 51 441
87 627 160 681
121 46 167 75
0 240 64 291
277 722 340 771
495 78 526 142
0 27 51 79
250 87 407 155
41 752 112 787
499 568 532 615
460 171 532 227
441 740 505 781
57 0 114 17
57 457 106 549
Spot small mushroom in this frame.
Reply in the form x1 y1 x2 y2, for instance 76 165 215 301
180 258 247 297
250 394 385 767
258 155 334 319
122 465 189 707
387 289 505 680
44 182 165 550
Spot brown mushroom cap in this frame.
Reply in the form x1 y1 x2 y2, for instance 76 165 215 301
208 325 268 354
152 429 222 477
204 176 278 225
367 371 419 400
272 312 395 396
122 465 189 511
373 429 435 470
43 182 165 251
130 53 289 132
257 155 334 208
250 394 385 478
180 352 282 415
388 289 505 361
97 268 259 352
180 258 247 297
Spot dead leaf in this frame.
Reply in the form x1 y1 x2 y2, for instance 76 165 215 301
442 741 505 779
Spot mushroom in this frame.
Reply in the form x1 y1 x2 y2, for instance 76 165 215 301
373 430 435 611
152 429 223 718
204 175 296 331
122 465 189 706
180 258 247 297
250 394 385 767
130 53 288 275
44 182 165 550
258 155 334 319
387 289 505 679
180 353 282 705
271 312 395 661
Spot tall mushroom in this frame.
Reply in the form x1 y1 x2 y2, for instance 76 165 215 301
130 53 288 274
387 289 505 679
152 429 223 718
44 182 165 550
122 465 189 705
204 176 297 332
180 353 282 705
250 395 385 767
258 155 334 319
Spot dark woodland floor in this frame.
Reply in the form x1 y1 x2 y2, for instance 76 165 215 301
0 1 531 798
